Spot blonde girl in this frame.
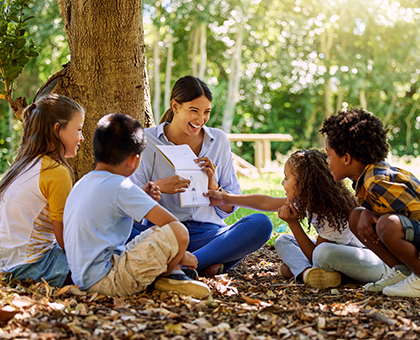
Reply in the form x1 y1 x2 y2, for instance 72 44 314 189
0 94 84 287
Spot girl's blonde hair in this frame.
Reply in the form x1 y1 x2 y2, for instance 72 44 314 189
0 94 84 199
160 75 213 124
288 149 358 233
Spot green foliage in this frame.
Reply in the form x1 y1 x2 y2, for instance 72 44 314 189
0 0 38 94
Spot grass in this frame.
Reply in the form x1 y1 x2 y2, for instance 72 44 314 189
224 173 291 245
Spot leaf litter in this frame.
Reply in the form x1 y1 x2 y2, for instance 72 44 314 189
1 245 420 339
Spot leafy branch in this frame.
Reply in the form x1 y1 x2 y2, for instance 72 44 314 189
0 0 39 121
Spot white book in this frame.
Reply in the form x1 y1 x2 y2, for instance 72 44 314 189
155 144 210 207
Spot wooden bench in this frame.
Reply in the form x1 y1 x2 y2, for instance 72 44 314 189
227 133 293 172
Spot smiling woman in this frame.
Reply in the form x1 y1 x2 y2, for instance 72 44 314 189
130 75 273 277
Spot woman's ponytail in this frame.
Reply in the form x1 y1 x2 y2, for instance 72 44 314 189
159 107 174 124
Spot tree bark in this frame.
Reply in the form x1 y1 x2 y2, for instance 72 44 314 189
222 21 244 133
164 34 173 111
198 23 207 79
52 0 153 179
191 28 199 77
153 26 161 124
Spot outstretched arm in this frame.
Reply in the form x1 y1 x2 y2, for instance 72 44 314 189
205 190 287 212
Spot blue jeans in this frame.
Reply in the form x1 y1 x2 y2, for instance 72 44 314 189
9 243 69 287
131 214 273 271
275 234 390 283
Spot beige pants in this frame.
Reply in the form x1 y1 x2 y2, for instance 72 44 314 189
87 224 178 297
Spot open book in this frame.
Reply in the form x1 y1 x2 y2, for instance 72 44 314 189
155 144 211 207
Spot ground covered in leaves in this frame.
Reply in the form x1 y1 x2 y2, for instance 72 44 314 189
1 245 420 339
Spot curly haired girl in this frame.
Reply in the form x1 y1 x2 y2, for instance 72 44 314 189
206 149 390 289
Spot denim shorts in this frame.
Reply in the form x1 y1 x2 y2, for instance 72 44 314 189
9 243 69 287
398 215 420 251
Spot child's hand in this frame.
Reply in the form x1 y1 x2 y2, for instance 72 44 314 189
179 251 198 269
278 204 298 223
204 190 226 206
357 209 379 244
195 157 218 190
142 181 161 202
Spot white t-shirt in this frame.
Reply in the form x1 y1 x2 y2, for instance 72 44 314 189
0 156 72 271
63 171 158 290
310 214 364 247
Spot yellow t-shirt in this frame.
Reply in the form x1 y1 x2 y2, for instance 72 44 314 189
0 156 72 270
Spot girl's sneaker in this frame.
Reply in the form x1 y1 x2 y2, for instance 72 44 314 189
364 268 407 292
303 267 341 289
383 273 420 297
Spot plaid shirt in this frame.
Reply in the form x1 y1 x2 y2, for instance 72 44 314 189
354 162 420 221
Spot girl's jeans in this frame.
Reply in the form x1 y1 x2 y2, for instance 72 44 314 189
131 213 273 271
275 234 390 283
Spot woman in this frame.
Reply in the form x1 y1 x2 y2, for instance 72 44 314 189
130 75 273 277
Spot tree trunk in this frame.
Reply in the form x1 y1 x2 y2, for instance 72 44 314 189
198 23 207 79
359 80 368 110
164 34 173 111
52 0 153 179
406 98 419 153
153 26 161 124
191 28 199 76
222 22 244 133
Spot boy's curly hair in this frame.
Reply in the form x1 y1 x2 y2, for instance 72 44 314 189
290 149 358 232
319 108 390 164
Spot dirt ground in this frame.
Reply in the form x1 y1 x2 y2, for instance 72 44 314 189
1 244 420 339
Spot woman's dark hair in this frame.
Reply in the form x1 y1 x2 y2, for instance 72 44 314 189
289 149 358 233
0 94 84 199
160 75 213 124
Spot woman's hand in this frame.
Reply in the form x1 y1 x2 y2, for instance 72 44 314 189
204 189 226 206
278 204 299 224
142 181 161 202
179 251 198 269
357 209 379 244
195 157 218 190
154 175 191 194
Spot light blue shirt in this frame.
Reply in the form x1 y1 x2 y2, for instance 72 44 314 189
130 123 241 225
63 171 158 290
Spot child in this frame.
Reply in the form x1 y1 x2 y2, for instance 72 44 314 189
63 113 210 299
206 149 390 289
0 94 84 287
320 108 420 297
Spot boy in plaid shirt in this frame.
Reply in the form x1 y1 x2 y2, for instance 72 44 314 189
320 108 420 297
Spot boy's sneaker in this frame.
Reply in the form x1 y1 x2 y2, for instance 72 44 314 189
182 268 199 280
155 272 211 299
383 273 420 297
364 268 407 292
303 267 341 289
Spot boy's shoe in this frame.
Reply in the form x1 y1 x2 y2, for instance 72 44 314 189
303 267 341 289
383 273 420 297
182 268 199 280
200 263 224 278
155 273 211 299
364 268 407 292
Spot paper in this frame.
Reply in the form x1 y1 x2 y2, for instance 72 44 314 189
155 145 210 207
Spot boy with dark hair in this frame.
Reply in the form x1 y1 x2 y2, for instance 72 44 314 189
63 113 210 298
320 108 420 297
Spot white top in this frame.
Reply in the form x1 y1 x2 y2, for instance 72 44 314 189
130 123 241 225
310 214 364 247
63 171 158 290
0 156 72 271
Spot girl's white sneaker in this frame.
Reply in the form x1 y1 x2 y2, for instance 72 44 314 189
383 273 420 297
